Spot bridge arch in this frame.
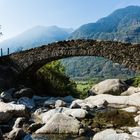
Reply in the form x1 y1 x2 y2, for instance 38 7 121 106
0 39 140 77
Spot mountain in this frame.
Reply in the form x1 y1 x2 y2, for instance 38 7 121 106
62 6 140 80
1 6 139 80
69 6 140 43
0 26 73 54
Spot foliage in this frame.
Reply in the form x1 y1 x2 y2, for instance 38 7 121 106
76 79 98 99
36 60 79 97
125 75 140 87
61 56 136 81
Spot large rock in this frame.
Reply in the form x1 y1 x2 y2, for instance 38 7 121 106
93 129 116 140
74 92 140 109
0 102 26 123
71 98 108 110
93 129 140 140
39 108 67 123
89 79 128 95
121 87 140 96
14 88 34 98
35 113 81 134
39 107 87 123
128 127 140 134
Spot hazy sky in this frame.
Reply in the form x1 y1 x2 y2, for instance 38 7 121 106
0 0 140 40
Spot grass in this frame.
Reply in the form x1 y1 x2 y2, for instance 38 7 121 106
76 80 93 99
75 78 102 99
125 75 140 87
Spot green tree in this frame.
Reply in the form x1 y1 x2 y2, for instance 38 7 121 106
36 60 79 97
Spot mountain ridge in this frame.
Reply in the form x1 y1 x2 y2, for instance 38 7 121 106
0 25 73 53
69 6 140 43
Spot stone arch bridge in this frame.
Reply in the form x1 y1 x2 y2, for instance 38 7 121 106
0 39 140 78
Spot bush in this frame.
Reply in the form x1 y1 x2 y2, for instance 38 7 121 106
125 75 140 87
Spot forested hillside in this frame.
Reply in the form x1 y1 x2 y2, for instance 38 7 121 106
62 6 140 80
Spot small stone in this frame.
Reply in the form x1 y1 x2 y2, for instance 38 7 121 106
132 131 140 138
121 106 138 113
128 127 140 134
64 108 88 119
13 117 26 129
79 128 85 136
70 101 81 109
134 115 140 123
137 111 140 114
55 100 66 108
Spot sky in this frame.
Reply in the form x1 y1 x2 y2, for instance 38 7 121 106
0 0 140 41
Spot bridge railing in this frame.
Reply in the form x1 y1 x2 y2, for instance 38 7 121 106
0 48 10 57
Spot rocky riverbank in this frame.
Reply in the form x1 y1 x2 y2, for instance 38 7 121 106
0 79 140 139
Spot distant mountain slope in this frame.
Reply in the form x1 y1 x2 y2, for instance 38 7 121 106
62 6 140 80
69 6 140 43
0 26 73 53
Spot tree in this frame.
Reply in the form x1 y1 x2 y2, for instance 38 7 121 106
36 60 78 97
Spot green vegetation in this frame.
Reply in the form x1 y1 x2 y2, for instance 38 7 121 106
36 60 79 97
36 60 100 98
82 109 136 130
61 56 136 81
76 79 99 99
76 81 92 99
125 75 140 87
